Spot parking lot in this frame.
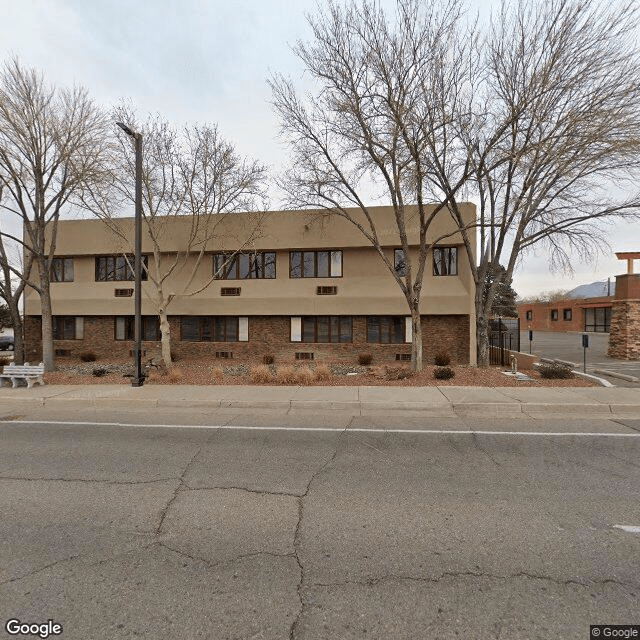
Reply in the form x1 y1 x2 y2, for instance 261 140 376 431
522 330 640 385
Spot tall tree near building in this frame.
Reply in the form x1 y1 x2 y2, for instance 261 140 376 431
434 0 640 365
100 107 268 367
270 0 476 371
0 58 113 370
484 265 518 318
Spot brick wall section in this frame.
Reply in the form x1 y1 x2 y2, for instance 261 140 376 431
518 297 613 332
607 275 640 360
24 314 471 366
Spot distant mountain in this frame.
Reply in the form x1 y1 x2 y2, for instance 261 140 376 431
566 280 615 299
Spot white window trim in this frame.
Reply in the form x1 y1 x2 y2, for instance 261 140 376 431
405 317 412 343
291 317 302 342
239 317 249 342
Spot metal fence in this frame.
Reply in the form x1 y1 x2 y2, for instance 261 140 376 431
488 317 520 366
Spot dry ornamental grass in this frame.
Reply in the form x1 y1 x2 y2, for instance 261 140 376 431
43 357 599 387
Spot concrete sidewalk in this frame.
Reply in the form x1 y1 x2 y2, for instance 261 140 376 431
1 384 639 418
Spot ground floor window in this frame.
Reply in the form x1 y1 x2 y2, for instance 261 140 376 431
53 316 83 340
366 316 405 344
115 316 160 341
301 316 352 343
181 316 242 342
584 307 611 332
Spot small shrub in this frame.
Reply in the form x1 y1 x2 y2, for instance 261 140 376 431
538 363 574 379
385 366 413 381
313 364 332 382
211 366 224 383
79 351 97 363
433 366 455 380
295 367 314 385
358 352 373 366
433 350 451 367
92 368 108 377
277 365 298 385
167 367 185 382
262 354 275 365
250 364 273 384
0 356 11 367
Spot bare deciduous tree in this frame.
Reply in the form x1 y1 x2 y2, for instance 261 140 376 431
270 0 476 371
100 108 268 367
0 58 113 370
274 0 640 368
433 0 640 364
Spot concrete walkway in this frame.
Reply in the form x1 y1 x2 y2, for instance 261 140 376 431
1 383 639 418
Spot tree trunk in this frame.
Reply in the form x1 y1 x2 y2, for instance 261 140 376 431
159 309 172 368
37 260 54 371
410 306 423 372
476 311 490 368
8 303 24 365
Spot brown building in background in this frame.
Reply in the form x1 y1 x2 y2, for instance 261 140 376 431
518 296 614 333
24 204 477 366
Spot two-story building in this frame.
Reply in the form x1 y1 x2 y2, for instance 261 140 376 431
23 204 477 366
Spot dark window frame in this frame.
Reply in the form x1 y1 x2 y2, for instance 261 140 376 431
433 246 458 276
299 316 353 343
114 316 160 341
289 250 343 278
95 254 149 282
551 309 559 321
394 249 407 277
563 308 572 321
214 252 276 280
180 316 240 342
52 316 80 340
366 316 406 344
525 310 533 321
50 257 74 282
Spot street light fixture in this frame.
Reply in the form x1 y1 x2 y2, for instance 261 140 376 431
116 121 145 387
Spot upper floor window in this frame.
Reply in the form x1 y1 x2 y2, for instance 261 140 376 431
563 308 572 321
367 316 405 344
50 258 74 282
394 249 407 277
290 250 342 278
551 309 559 321
115 316 160 341
96 255 148 281
433 247 458 276
53 316 83 340
525 310 533 321
214 252 276 280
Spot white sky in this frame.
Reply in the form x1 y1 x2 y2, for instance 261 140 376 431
1 0 638 297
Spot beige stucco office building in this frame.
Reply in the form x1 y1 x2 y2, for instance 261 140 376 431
24 204 477 366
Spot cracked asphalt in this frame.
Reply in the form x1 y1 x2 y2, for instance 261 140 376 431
0 413 639 639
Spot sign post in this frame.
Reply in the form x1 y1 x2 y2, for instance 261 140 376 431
528 330 533 355
581 334 590 373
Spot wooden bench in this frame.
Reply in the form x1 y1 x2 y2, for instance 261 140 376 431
0 362 46 388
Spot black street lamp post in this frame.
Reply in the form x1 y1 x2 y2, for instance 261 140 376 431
116 122 145 387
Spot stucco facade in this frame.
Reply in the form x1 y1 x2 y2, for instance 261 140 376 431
24 205 477 365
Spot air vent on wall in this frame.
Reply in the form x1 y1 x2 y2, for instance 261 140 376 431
221 287 241 296
215 351 234 359
114 288 134 297
295 352 314 360
54 349 72 357
316 285 337 295
396 353 411 361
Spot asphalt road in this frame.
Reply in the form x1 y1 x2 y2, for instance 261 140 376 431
1 415 639 640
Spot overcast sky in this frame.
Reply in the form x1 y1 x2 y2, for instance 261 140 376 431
1 0 638 296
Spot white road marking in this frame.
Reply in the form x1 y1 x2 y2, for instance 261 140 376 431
1 420 640 436
613 525 640 533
